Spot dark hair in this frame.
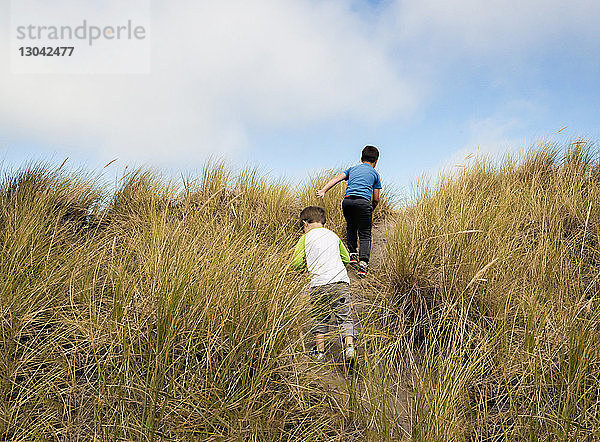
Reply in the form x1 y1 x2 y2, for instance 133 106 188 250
361 145 379 163
300 206 326 225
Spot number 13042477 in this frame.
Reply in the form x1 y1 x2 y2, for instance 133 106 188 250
19 46 74 56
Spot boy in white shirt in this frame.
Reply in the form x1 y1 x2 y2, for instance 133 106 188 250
291 206 356 361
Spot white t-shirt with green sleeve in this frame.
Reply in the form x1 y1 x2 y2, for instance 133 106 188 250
291 227 350 287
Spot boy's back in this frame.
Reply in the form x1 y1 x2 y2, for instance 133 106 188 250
344 162 382 201
316 145 382 277
292 206 356 361
293 227 349 287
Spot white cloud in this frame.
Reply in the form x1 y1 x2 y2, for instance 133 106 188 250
0 0 417 167
437 101 544 177
1 0 598 171
444 119 523 171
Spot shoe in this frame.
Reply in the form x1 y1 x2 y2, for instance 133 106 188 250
349 253 359 265
344 346 356 361
357 261 368 278
311 349 325 361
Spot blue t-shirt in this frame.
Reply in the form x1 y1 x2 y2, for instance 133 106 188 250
343 163 382 201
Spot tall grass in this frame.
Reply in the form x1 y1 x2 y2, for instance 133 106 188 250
386 141 600 439
0 164 356 440
2 141 599 440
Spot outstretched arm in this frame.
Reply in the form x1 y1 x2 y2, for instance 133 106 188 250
316 172 347 198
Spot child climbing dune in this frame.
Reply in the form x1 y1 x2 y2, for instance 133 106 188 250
317 145 382 277
291 206 357 362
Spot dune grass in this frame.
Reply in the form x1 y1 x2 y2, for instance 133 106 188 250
386 141 600 440
0 163 342 440
1 141 599 440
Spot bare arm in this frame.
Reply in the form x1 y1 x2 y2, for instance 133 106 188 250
316 172 347 198
372 188 380 209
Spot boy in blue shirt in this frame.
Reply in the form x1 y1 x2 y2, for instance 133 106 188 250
317 146 382 277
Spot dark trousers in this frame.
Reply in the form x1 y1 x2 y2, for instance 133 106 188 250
342 197 373 263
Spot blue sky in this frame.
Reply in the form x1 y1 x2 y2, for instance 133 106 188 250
1 0 599 199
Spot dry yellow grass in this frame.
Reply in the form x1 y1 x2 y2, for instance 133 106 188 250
1 141 599 440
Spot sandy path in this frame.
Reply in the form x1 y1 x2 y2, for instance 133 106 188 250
307 220 413 439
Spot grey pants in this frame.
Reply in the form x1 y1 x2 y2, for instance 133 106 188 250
309 282 357 339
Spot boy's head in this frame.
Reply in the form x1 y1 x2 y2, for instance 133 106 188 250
361 145 379 165
300 206 326 231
